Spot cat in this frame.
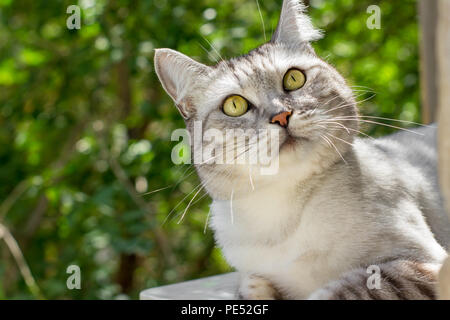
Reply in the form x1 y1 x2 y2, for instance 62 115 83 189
154 0 450 299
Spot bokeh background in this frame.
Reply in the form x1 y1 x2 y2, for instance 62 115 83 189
0 0 421 299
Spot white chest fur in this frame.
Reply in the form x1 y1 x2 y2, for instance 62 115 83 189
209 176 351 297
208 162 448 298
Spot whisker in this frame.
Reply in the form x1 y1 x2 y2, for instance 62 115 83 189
331 118 424 135
325 125 374 140
201 36 224 62
168 176 217 224
336 115 428 127
352 90 375 99
163 182 204 225
320 134 333 148
321 94 342 107
325 132 354 147
177 186 204 224
318 92 365 115
191 189 210 207
255 0 266 41
197 41 218 63
321 134 348 164
350 85 376 92
323 93 376 115
166 135 267 225
204 209 211 234
169 164 235 224
172 164 196 190
141 185 173 196
198 142 250 165
317 120 350 134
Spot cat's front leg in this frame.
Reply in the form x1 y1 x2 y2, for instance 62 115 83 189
238 273 281 300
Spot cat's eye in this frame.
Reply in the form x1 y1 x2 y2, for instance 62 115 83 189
283 69 306 91
223 95 248 117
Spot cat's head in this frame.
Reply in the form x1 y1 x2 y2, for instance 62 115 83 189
154 0 358 198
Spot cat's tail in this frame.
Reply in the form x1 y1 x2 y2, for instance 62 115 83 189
438 256 450 299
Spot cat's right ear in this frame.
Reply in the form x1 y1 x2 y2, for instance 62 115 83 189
154 48 210 119
271 0 322 45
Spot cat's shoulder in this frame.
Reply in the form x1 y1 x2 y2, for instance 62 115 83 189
353 124 437 165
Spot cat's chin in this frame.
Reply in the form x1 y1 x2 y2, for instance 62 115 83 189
280 135 307 152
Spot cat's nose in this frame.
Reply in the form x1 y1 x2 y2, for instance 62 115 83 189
270 110 292 128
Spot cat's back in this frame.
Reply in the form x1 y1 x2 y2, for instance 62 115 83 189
356 124 450 249
378 124 438 177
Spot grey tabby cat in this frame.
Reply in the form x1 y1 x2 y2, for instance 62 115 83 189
154 0 450 299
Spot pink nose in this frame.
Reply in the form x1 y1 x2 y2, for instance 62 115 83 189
270 111 292 128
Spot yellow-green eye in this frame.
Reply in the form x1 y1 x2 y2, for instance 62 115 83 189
223 95 248 117
283 69 306 91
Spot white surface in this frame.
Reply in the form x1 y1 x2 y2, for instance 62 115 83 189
139 272 239 300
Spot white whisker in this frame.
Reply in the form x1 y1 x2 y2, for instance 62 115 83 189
204 209 211 234
321 134 348 164
331 118 424 135
197 41 218 63
336 115 429 127
255 0 266 41
141 185 172 196
177 186 204 224
323 93 376 115
326 125 374 140
201 36 224 62
325 132 354 147
318 120 350 134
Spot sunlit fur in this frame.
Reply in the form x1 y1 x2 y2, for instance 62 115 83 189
182 42 359 200
154 0 450 299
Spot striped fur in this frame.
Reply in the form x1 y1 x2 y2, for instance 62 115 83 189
308 260 439 300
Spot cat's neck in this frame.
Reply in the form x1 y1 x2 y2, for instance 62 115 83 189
202 141 354 201
209 147 355 245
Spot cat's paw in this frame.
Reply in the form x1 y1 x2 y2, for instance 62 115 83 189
238 274 280 300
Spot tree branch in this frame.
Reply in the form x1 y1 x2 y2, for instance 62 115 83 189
97 132 175 267
0 223 44 299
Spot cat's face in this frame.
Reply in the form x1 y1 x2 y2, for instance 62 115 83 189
155 0 358 198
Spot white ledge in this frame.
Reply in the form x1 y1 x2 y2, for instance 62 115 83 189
139 272 239 300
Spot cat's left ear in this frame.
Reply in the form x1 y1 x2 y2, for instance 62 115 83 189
154 48 210 119
271 0 322 45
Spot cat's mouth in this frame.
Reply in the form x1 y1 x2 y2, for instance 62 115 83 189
280 120 317 150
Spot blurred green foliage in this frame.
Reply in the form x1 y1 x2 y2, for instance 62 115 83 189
0 0 421 299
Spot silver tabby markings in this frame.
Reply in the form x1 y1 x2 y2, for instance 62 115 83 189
154 0 450 299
